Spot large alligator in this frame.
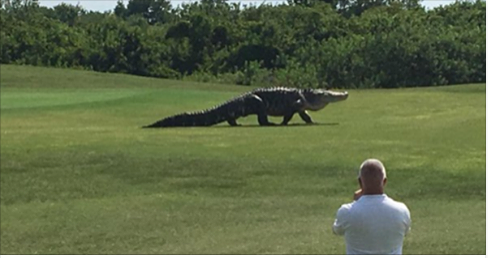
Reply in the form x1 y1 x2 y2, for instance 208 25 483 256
143 87 348 128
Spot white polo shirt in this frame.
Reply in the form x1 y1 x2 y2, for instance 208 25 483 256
332 194 411 255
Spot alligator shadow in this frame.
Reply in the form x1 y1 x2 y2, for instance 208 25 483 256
211 122 340 129
141 122 339 129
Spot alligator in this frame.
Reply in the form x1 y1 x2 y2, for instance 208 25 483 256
143 87 348 128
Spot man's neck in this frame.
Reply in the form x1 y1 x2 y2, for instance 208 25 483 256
362 189 384 195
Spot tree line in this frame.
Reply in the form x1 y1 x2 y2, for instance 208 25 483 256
1 0 485 88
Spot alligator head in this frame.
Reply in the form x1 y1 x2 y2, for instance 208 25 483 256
301 89 349 111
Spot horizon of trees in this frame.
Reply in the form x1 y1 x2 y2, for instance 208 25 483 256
1 0 485 88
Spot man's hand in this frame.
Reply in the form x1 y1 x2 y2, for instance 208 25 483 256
353 189 363 201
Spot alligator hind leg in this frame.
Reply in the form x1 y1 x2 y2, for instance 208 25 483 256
246 94 275 126
227 119 240 126
281 112 296 125
257 112 275 126
298 111 314 124
256 107 276 126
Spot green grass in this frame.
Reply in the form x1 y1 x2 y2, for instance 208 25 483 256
0 64 485 254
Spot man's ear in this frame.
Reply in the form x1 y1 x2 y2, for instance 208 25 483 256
358 178 362 188
383 178 388 186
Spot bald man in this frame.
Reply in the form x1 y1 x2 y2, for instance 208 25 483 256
332 159 411 255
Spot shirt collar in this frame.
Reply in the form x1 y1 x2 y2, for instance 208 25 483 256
360 194 387 199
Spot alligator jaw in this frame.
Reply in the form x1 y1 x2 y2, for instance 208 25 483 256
327 90 349 103
304 89 348 111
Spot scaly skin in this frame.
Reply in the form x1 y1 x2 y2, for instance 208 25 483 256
143 87 348 128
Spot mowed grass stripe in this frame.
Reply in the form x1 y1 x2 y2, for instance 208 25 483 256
0 65 485 254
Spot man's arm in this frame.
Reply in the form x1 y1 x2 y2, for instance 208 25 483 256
404 206 411 236
332 189 359 235
332 205 349 235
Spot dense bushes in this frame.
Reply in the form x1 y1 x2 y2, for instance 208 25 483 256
0 0 485 88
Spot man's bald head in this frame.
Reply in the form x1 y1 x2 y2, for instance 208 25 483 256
358 159 387 192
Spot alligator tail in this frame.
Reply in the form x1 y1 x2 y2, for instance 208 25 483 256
143 110 217 128
143 99 245 128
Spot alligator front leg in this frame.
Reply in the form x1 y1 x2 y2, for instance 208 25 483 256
298 111 314 124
